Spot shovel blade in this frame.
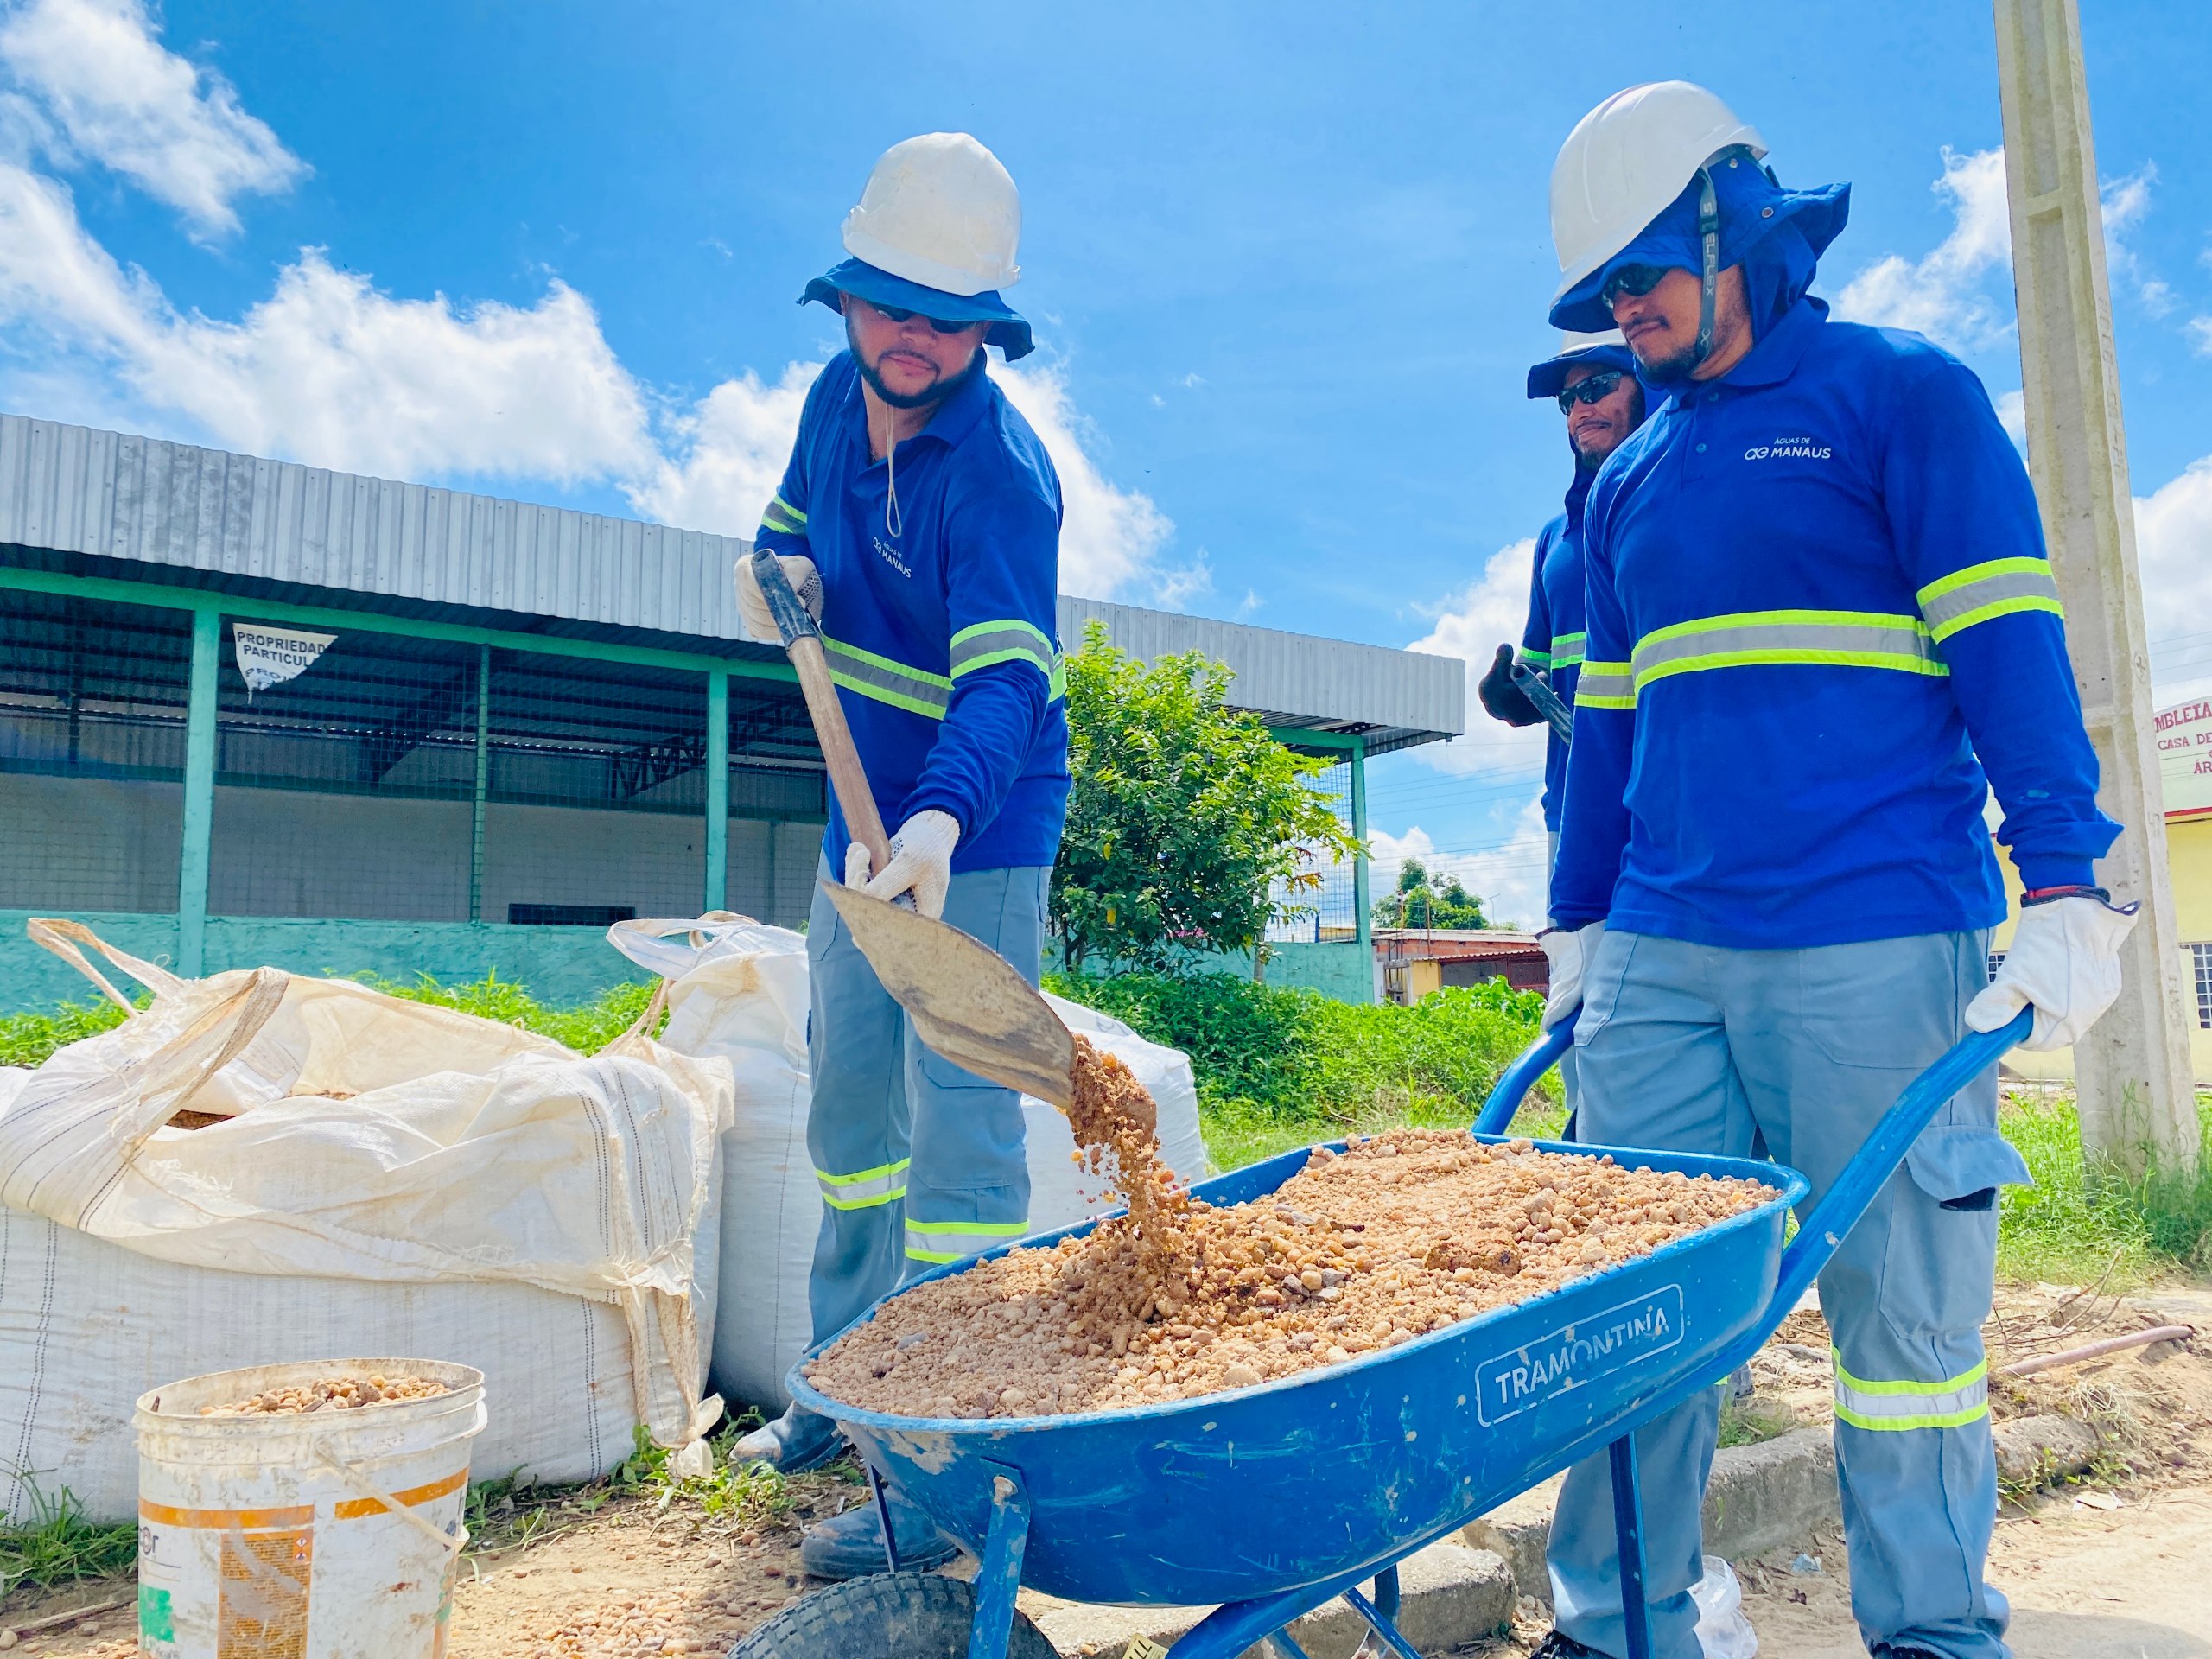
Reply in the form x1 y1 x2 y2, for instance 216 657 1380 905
822 881 1075 1109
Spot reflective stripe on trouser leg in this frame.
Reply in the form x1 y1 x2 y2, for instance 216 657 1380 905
805 859 912 1343
1547 931 1758 1659
1722 930 2012 1659
899 864 1049 1276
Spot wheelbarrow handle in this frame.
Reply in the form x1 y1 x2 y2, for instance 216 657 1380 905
1765 1005 2030 1316
1472 1019 1578 1136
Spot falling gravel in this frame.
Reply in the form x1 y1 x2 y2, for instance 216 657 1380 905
809 1126 1779 1418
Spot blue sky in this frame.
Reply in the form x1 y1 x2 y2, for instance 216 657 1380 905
1 0 2207 924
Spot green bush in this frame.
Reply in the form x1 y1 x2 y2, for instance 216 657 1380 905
1999 1090 2212 1283
1048 969 1556 1168
0 997 131 1069
367 972 656 1053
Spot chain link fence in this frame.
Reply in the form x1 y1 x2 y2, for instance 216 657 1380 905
2 591 825 934
1267 755 1360 944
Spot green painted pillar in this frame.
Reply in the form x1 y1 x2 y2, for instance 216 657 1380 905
177 607 220 976
468 644 491 923
1351 737 1370 952
704 668 729 912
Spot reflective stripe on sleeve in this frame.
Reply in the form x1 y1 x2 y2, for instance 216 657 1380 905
1832 1351 1989 1432
816 1159 910 1211
760 494 808 535
820 635 953 719
1916 557 2064 643
1521 647 1554 670
1630 610 1947 692
1549 632 1587 670
903 1217 1030 1263
1574 660 1637 710
950 619 1064 696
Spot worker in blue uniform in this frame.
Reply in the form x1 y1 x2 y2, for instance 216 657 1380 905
1527 84 2138 1659
1478 329 1646 1112
728 132 1071 1581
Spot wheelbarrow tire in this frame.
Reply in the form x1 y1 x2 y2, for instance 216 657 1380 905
724 1569 1058 1659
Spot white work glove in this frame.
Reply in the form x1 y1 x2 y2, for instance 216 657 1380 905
843 810 962 920
735 553 822 644
1966 892 2139 1052
1539 921 1605 1032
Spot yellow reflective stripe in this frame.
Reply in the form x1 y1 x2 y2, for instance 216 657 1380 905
903 1217 1029 1262
950 620 1061 692
1575 660 1636 710
1550 632 1587 669
817 1159 911 1210
760 494 808 535
1630 610 1946 691
1522 648 1555 670
821 634 951 719
1918 557 2064 642
1832 1351 1989 1432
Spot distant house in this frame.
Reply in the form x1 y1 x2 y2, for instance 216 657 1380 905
1373 927 1546 1006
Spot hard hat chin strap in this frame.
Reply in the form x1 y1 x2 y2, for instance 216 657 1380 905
1693 167 1720 365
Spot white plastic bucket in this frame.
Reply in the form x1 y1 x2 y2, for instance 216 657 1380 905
134 1358 486 1659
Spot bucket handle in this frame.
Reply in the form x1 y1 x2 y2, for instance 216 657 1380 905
308 1408 485 1558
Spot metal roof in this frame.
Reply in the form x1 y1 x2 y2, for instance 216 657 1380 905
0 413 1463 754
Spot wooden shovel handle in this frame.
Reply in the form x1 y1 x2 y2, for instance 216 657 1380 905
787 634 893 875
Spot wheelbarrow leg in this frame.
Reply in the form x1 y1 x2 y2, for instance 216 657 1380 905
866 1464 902 1573
967 1470 1033 1659
1608 1433 1656 1659
1340 1566 1422 1659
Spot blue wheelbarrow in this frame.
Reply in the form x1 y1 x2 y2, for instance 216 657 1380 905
753 1007 2029 1659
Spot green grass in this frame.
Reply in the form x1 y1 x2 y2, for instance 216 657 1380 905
1998 1089 2212 1286
0 996 130 1068
0 1480 137 1607
1046 968 1559 1169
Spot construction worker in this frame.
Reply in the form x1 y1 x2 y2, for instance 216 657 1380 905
1532 84 2135 1659
1478 330 1647 1110
729 132 1069 1580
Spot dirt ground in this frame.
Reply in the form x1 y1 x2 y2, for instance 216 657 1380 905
4 1284 2205 1658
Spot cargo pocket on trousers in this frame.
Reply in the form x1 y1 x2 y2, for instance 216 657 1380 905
1904 1126 2032 1208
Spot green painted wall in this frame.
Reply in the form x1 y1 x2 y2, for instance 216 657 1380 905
1 911 652 1013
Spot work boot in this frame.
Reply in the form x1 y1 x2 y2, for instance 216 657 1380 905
1526 1632 1605 1659
730 1404 844 1473
799 1482 960 1579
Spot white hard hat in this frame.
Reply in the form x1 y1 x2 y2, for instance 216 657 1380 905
841 132 1022 298
1559 328 1629 354
1548 82 1766 301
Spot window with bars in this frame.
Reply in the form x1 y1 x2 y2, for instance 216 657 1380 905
1266 756 1361 944
2191 943 2212 1032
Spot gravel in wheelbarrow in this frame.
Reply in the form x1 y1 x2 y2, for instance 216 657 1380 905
807 1128 1781 1417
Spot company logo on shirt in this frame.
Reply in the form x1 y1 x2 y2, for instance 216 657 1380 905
873 536 912 578
1743 435 1834 461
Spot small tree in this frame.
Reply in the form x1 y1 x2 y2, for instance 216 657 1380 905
1373 864 1488 930
1054 623 1363 974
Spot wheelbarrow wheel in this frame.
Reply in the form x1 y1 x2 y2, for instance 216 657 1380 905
725 1569 1058 1659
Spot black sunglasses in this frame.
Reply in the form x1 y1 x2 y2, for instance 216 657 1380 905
864 301 976 335
1557 369 1629 413
1598 263 1675 307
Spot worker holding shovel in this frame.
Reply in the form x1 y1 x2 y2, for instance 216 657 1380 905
1530 83 2134 1659
730 132 1070 1580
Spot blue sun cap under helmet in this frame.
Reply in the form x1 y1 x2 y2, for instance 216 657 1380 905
1526 332 1641 401
1548 150 1850 343
803 257 1034 361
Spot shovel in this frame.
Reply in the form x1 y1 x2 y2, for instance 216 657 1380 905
745 551 1146 1132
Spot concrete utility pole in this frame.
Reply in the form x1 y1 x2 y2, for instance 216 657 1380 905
1994 0 2199 1173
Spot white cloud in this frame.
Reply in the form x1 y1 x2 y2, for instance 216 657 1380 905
0 157 654 482
1832 147 2012 351
2186 316 2212 358
629 363 818 535
2139 456 2212 699
1403 537 1549 778
0 0 304 236
1368 800 1553 932
1994 388 2027 445
996 359 1177 601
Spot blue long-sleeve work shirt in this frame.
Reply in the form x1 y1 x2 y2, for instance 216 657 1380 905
1551 298 2119 948
754 352 1071 874
1521 470 1594 833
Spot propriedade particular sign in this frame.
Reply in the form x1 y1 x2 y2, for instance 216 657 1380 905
2156 698 2212 820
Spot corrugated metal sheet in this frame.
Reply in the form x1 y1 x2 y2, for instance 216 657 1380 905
1058 596 1465 745
0 414 751 640
0 413 1463 748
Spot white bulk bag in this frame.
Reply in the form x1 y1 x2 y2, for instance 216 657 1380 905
607 914 1210 1414
3 919 731 1468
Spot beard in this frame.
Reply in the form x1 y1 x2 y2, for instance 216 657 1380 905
847 315 982 410
1632 333 1705 385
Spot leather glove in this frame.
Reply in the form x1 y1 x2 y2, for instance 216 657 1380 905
1966 891 2139 1052
735 553 823 644
843 810 961 920
1478 644 1544 728
1539 921 1605 1031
